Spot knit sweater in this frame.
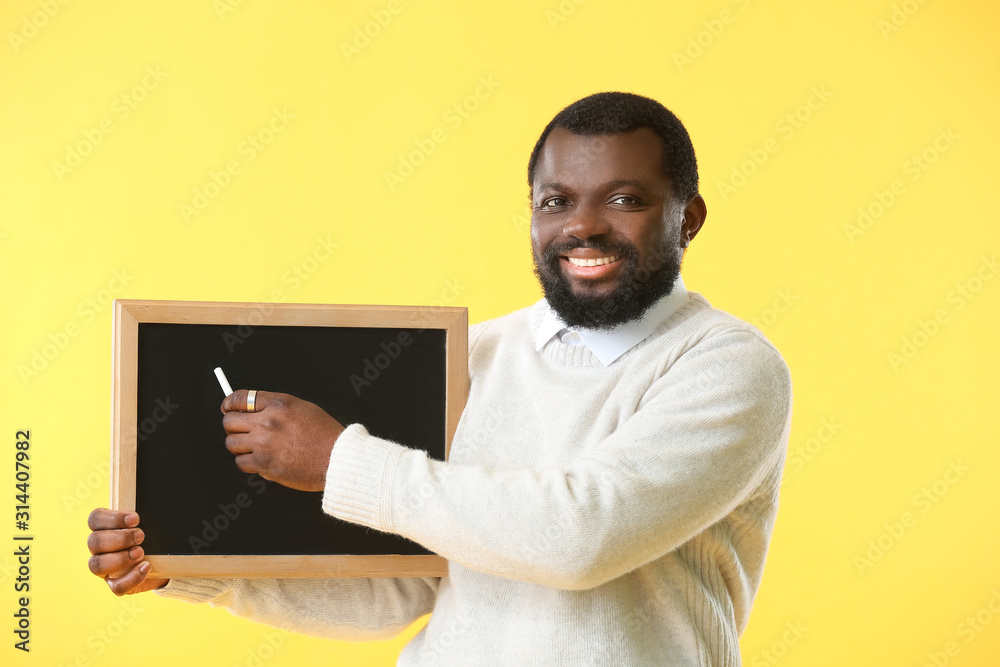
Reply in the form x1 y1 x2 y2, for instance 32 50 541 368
157 291 793 666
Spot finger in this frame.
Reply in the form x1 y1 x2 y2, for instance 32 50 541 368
88 508 140 531
221 389 249 414
106 561 152 596
221 389 279 414
88 527 144 555
89 545 145 580
224 433 255 455
233 452 260 474
222 411 255 434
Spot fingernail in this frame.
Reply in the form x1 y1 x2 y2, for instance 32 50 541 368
134 529 145 544
140 561 150 574
124 513 139 527
129 547 142 559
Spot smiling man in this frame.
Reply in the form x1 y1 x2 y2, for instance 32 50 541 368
87 92 792 666
528 106 702 333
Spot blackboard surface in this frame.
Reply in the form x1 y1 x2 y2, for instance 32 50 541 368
134 323 447 557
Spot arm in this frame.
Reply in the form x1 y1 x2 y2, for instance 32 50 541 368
322 328 792 591
155 576 440 641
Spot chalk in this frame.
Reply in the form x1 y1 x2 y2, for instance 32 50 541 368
214 367 234 396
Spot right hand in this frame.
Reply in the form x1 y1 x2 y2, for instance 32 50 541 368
87 508 169 595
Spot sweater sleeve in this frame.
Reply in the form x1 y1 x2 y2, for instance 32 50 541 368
154 576 440 640
322 328 792 591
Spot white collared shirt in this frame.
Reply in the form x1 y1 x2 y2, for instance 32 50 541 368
533 275 690 366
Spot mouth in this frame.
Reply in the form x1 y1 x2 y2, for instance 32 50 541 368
560 254 623 279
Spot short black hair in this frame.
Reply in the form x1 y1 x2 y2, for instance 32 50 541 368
527 91 699 202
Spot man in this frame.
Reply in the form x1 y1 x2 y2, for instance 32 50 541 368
88 92 792 665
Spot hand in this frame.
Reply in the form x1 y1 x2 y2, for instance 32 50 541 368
221 389 345 492
87 509 169 595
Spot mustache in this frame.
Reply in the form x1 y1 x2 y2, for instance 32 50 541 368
541 238 639 265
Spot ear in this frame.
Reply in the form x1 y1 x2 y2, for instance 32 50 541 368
680 194 707 247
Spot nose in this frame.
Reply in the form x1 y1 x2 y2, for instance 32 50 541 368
561 199 612 241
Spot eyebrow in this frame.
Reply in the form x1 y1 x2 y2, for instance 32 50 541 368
604 179 650 190
534 178 651 192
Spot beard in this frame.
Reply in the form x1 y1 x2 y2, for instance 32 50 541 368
532 236 683 331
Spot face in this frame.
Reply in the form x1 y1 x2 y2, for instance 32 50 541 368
530 127 699 330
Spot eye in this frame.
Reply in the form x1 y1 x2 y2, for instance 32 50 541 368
609 194 639 206
538 196 568 210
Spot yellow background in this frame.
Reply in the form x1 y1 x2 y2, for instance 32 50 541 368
2 0 998 664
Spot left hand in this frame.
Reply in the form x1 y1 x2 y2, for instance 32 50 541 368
221 389 345 492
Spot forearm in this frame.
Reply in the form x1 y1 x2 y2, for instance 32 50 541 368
156 576 440 640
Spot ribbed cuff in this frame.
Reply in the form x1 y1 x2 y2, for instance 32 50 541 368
322 423 402 533
154 577 237 603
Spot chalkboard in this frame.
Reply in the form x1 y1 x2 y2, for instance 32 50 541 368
111 300 467 578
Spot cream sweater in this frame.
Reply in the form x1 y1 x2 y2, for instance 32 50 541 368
157 292 793 666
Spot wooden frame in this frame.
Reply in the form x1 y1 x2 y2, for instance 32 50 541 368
111 299 467 578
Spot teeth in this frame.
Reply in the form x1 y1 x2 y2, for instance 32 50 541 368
568 255 618 267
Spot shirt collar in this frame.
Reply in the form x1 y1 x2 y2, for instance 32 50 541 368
534 275 690 366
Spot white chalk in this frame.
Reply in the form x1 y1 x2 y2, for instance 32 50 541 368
214 367 234 396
